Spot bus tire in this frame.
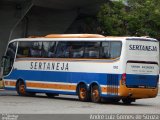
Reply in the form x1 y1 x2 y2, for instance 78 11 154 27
78 84 90 102
91 85 101 103
16 80 35 96
46 93 59 98
16 80 27 96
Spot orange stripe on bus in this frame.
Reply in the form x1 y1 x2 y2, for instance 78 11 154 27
101 87 119 94
26 82 76 91
5 80 119 94
5 81 16 86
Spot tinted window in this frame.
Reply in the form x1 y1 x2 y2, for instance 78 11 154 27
55 42 70 58
84 42 100 58
17 41 122 59
55 41 100 58
101 41 122 59
110 41 122 58
42 42 56 58
6 42 17 59
101 42 110 58
4 42 17 75
30 42 42 57
17 41 33 57
69 42 84 58
17 41 56 58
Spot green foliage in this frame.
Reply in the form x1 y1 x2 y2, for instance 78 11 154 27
98 0 160 39
98 1 127 36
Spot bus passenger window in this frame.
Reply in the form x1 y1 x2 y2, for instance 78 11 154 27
101 41 122 59
55 42 69 58
42 42 56 58
17 41 43 58
70 42 84 58
84 42 100 58
101 42 110 58
110 42 122 59
17 42 31 58
30 42 42 57
56 41 84 58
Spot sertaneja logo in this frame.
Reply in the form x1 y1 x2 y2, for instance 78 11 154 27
30 62 69 71
129 45 157 51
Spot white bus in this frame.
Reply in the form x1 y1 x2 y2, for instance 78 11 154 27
0 34 159 104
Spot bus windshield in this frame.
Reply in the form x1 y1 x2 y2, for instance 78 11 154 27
3 42 17 76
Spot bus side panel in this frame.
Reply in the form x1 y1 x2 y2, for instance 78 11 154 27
3 59 123 98
3 68 123 98
3 69 122 97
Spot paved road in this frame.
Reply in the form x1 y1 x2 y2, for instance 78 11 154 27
0 90 159 114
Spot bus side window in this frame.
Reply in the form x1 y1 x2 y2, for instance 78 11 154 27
84 42 100 58
70 42 84 58
17 42 31 58
55 41 84 58
30 42 42 57
42 42 56 58
110 41 122 59
17 41 57 58
101 41 122 59
55 42 69 58
101 42 110 59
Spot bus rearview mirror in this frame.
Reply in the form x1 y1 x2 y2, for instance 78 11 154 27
0 67 3 80
0 67 4 89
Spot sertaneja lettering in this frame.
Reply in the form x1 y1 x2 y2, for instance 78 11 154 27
129 45 157 51
30 62 69 71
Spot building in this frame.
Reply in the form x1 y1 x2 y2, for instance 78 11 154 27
0 0 106 58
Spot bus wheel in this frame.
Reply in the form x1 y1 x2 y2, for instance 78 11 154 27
91 85 101 103
46 93 59 98
122 98 133 105
78 84 90 102
16 81 26 96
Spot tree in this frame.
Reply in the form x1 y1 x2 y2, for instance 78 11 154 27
97 0 127 36
97 0 160 39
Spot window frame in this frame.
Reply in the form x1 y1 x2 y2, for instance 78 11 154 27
16 40 122 60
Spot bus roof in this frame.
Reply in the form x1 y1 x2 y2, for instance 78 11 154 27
29 34 157 40
45 34 105 38
10 34 158 42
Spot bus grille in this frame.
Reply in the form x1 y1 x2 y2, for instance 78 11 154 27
107 74 119 95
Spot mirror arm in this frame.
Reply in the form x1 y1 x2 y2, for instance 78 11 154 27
0 67 3 80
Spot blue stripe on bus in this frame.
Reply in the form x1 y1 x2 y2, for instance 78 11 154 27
5 70 121 86
4 70 158 87
126 74 158 87
5 87 15 90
